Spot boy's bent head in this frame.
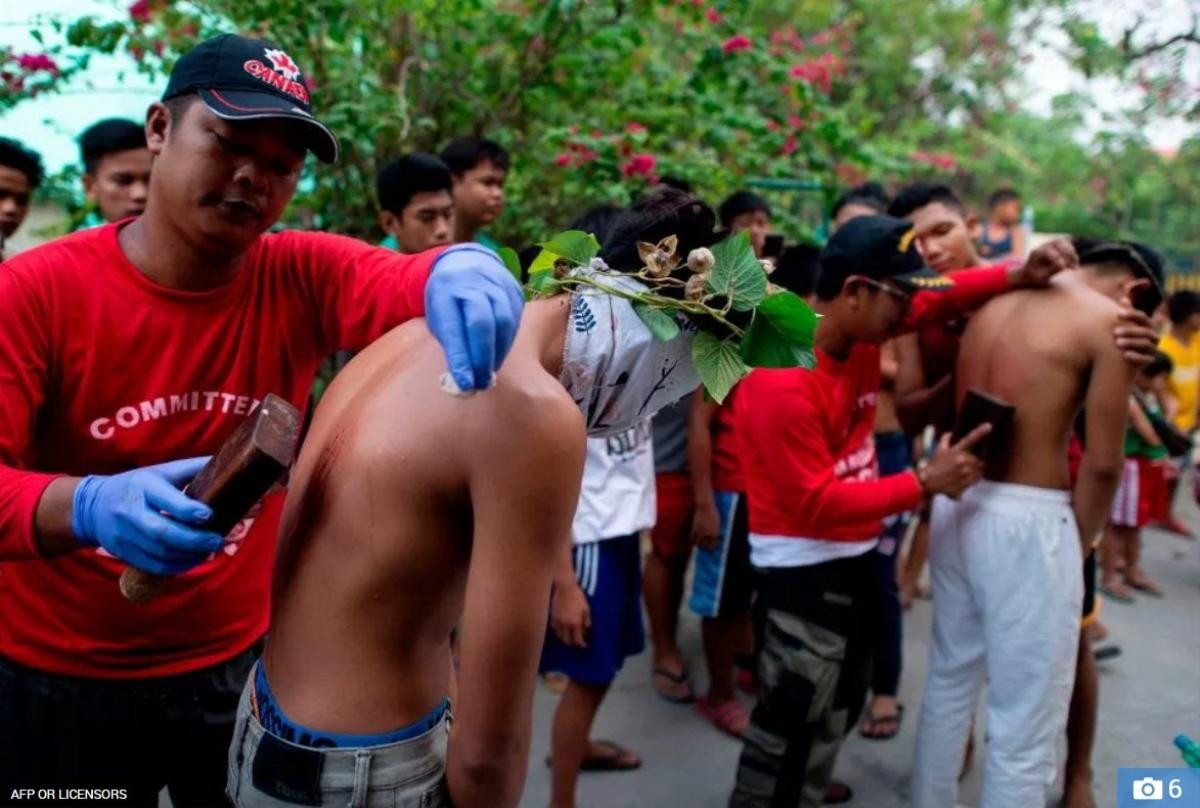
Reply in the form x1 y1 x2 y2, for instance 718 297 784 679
1075 238 1165 313
376 153 455 253
888 181 977 273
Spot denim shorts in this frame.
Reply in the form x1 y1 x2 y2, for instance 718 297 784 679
227 665 451 807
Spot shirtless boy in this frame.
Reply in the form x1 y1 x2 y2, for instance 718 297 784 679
226 191 726 807
911 245 1163 807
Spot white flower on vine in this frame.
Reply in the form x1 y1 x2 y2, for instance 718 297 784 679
687 247 715 274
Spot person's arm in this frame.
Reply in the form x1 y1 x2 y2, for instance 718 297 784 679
449 401 585 808
549 536 590 649
901 264 1012 332
686 388 721 550
891 332 952 434
286 232 523 391
0 264 247 570
742 374 986 533
902 241 1079 333
1074 323 1138 553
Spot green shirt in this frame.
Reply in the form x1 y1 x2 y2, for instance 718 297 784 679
1125 395 1169 460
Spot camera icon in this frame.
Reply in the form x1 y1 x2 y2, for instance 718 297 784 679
1133 776 1164 800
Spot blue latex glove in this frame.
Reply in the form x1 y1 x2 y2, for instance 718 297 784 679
72 457 225 576
425 244 525 392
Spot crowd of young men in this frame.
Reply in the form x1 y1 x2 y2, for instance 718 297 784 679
0 29 1183 808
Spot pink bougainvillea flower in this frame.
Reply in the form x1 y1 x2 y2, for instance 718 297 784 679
625 121 647 134
765 119 780 131
705 7 721 23
787 115 806 129
722 35 752 54
781 134 798 156
621 153 657 178
129 0 152 23
554 153 571 167
16 53 58 74
809 31 832 47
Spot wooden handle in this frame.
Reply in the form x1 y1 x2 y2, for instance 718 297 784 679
117 393 302 605
119 567 169 604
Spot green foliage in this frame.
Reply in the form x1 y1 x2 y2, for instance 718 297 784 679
741 291 819 369
632 301 681 341
707 231 768 311
538 230 601 267
4 0 1195 272
691 331 748 404
497 246 523 280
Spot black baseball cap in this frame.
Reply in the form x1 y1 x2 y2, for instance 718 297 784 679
162 34 338 163
1076 239 1166 305
820 214 953 294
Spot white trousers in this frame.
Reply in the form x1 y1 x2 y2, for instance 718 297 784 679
913 482 1083 808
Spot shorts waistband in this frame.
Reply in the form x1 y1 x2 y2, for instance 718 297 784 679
961 480 1071 510
254 662 448 749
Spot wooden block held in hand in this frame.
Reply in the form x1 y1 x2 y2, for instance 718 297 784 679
120 393 302 604
951 388 1015 462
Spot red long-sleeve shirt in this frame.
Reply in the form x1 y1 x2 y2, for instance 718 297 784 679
0 222 438 678
739 265 1011 568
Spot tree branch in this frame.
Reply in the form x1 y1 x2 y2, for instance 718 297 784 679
1122 13 1200 60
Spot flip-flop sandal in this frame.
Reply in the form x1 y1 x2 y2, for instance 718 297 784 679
695 698 749 739
1127 578 1164 597
652 666 695 704
546 740 641 772
1100 582 1135 603
859 703 905 740
1093 644 1122 661
823 780 853 805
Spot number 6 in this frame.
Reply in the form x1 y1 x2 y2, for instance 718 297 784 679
1169 778 1182 799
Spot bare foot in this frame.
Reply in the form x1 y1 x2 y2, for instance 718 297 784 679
1063 775 1097 808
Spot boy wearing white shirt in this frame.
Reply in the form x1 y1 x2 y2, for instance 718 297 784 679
541 419 657 807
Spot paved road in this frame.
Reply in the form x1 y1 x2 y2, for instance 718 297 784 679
519 497 1200 808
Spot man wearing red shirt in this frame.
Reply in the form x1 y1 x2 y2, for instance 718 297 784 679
0 34 523 805
728 215 1071 807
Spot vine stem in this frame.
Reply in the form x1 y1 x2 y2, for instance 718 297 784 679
558 274 746 338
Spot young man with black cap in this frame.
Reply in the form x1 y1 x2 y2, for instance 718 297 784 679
911 239 1165 808
0 34 522 805
727 214 1073 808
79 117 152 224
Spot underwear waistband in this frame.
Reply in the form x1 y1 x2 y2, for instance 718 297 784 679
254 662 447 749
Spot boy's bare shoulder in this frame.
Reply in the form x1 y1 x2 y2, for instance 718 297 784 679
466 365 586 462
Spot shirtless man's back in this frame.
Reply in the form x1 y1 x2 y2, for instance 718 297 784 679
233 297 587 807
913 270 1135 808
957 274 1131 503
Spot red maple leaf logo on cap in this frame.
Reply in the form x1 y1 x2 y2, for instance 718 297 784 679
263 48 301 81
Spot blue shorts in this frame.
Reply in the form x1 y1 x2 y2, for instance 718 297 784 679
539 533 645 686
689 491 754 619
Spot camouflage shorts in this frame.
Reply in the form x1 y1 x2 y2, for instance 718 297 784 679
730 554 875 808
